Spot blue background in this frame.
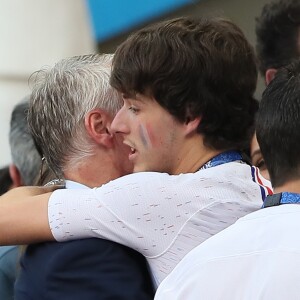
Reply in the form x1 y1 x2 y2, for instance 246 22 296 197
87 0 196 42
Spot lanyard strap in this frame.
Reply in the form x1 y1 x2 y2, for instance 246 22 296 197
263 192 300 208
199 151 243 171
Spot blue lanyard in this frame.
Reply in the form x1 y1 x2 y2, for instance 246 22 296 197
263 192 300 208
199 151 243 170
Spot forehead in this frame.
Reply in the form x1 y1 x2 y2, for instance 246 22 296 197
250 134 259 151
250 134 262 158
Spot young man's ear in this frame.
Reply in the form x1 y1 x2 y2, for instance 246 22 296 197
9 164 23 187
184 117 200 135
265 68 277 85
84 109 114 147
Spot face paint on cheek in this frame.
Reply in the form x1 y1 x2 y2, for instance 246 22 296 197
146 123 159 146
139 124 152 148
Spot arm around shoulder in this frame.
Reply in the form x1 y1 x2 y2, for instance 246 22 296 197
0 186 56 245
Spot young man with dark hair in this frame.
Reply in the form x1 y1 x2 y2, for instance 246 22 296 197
0 17 271 287
111 17 258 156
251 0 300 177
155 60 300 299
256 61 300 189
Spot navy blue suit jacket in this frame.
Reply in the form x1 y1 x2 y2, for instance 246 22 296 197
15 238 154 299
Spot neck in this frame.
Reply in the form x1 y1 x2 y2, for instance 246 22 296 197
274 178 300 195
172 135 223 174
63 153 124 188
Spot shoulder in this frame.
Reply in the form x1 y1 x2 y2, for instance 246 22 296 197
19 240 154 299
23 239 147 271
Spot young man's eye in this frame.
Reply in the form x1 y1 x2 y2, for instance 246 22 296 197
129 106 139 114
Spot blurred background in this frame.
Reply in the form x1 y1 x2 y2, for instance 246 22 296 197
0 0 270 167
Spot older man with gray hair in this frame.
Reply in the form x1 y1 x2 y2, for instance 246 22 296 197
14 54 154 300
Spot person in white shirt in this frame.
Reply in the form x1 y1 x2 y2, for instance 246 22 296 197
0 17 271 287
155 60 300 300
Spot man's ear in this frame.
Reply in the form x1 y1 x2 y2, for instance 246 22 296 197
9 164 23 187
265 68 277 85
184 117 200 135
84 109 114 147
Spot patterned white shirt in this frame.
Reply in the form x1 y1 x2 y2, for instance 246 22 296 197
48 162 272 286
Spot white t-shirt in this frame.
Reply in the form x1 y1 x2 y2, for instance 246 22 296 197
48 162 271 286
155 204 300 300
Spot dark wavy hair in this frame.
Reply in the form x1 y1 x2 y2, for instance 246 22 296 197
111 17 258 151
256 0 300 76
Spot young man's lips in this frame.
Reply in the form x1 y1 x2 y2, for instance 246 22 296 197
128 147 137 160
124 142 136 153
123 141 137 159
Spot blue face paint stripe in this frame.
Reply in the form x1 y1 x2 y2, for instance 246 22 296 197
139 124 149 148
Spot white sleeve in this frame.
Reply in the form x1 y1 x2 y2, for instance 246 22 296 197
48 172 201 257
48 164 263 258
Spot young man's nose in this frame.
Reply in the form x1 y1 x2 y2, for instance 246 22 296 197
111 107 129 134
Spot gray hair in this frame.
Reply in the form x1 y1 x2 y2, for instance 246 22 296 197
9 98 41 185
28 54 122 176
